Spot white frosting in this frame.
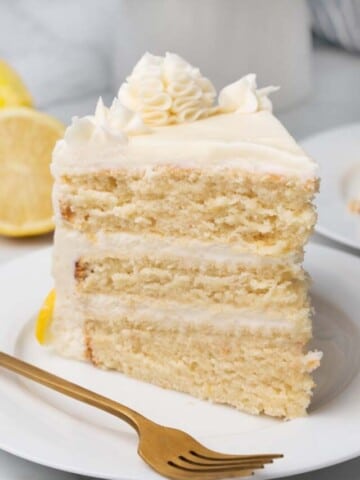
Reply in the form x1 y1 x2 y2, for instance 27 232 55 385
63 114 126 148
53 110 317 180
218 74 279 114
53 226 301 266
76 294 294 329
118 52 216 126
63 97 149 148
53 52 317 180
106 97 151 135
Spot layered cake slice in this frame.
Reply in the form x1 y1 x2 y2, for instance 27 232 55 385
49 53 321 418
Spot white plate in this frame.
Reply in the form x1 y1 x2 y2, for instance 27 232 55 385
0 245 360 479
301 123 360 250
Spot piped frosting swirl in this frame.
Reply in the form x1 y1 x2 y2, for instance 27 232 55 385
118 52 217 126
64 97 149 147
218 74 279 114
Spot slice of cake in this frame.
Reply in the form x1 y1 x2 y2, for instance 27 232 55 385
49 53 321 419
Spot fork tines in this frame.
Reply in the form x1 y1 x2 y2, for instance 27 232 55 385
167 450 283 479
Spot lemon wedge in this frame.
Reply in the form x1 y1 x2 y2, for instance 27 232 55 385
36 289 56 344
0 60 33 108
0 108 64 237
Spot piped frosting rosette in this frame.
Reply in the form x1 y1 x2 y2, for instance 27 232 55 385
218 74 279 114
118 52 217 126
64 98 149 146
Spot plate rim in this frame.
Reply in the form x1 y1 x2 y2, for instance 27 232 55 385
315 225 360 251
301 122 360 251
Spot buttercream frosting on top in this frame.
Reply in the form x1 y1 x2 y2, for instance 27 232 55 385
118 52 217 126
54 51 317 179
54 110 317 179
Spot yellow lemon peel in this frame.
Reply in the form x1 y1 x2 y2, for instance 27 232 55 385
36 289 56 344
0 60 33 108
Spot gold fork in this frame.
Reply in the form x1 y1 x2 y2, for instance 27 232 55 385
0 351 282 479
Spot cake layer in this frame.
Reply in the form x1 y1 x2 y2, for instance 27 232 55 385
55 167 317 255
83 315 320 419
75 253 309 315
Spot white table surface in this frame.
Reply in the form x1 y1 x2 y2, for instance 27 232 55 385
1 40 360 478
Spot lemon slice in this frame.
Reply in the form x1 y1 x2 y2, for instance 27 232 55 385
0 108 64 236
0 60 33 108
36 289 56 344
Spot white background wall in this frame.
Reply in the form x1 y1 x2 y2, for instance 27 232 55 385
0 0 119 119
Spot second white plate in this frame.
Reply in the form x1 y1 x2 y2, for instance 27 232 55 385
0 245 360 479
301 123 360 250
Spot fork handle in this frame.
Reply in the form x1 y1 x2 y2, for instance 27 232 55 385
0 351 146 432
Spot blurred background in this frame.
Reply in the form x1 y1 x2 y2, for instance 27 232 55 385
1 0 360 139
